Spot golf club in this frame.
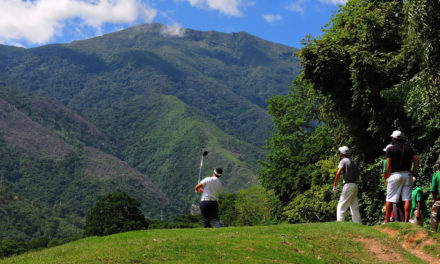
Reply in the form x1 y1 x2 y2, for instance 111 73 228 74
198 151 209 183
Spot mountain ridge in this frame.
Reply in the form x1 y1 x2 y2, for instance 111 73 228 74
0 23 301 239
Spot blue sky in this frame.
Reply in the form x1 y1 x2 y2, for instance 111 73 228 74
0 0 345 49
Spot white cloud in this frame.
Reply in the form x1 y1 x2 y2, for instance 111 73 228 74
0 0 157 45
285 0 346 15
185 0 254 17
263 14 282 23
319 0 347 5
160 23 186 37
285 0 305 15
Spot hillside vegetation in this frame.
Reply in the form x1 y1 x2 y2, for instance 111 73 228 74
260 0 440 226
0 83 168 241
0 24 300 226
2 222 440 263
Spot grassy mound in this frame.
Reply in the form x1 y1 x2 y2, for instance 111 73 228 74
2 222 439 263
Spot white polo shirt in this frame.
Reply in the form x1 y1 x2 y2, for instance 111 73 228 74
200 176 223 201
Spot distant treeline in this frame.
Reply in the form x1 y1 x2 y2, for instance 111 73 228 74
1 186 277 259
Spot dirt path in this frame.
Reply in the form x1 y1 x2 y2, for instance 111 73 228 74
354 237 404 262
377 227 439 264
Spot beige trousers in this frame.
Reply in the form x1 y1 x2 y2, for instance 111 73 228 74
431 201 440 232
337 183 361 224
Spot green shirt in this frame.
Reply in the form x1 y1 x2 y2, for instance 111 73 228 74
382 159 387 174
410 186 428 218
431 171 440 194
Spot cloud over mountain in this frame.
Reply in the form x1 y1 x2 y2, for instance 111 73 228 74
160 23 186 37
0 0 157 45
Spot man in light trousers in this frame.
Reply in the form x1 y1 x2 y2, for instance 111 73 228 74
333 146 361 224
384 130 418 223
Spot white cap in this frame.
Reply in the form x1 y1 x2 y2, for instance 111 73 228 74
390 130 402 139
338 146 349 155
383 144 392 152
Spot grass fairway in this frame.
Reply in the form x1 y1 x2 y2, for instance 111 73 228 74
2 222 439 264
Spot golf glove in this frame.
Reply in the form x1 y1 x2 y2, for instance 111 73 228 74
332 186 337 194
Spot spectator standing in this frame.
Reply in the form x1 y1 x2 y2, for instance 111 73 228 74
383 144 404 221
384 130 419 223
333 146 361 224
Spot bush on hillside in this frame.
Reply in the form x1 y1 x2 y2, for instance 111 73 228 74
218 187 283 227
84 192 148 236
283 185 338 223
218 193 239 226
170 214 202 228
235 186 273 226
0 240 25 258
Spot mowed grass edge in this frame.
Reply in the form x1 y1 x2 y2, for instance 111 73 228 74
1 222 432 264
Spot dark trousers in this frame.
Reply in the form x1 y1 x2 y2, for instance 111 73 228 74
200 200 221 228
393 200 405 221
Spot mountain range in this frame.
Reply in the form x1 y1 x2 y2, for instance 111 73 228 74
0 23 300 240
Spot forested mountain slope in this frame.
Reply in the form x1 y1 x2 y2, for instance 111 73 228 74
0 23 300 219
0 78 168 240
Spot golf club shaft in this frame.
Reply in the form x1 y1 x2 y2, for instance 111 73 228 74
198 156 204 183
195 151 208 193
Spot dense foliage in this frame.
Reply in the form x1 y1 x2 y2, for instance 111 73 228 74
217 186 279 226
283 185 338 223
0 78 168 240
84 192 149 236
0 144 83 241
300 0 440 173
0 235 83 259
260 80 337 205
261 0 440 225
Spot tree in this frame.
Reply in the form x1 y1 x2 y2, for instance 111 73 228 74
218 193 239 226
0 240 25 258
293 0 440 224
299 0 440 172
84 192 148 236
283 185 338 223
260 78 336 205
300 0 407 162
235 186 272 226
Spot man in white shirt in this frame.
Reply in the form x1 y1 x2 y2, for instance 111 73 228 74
195 168 223 228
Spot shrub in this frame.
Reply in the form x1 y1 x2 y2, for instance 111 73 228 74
84 192 148 236
283 185 337 223
235 186 273 226
0 240 25 258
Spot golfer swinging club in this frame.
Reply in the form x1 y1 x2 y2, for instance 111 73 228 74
195 168 223 228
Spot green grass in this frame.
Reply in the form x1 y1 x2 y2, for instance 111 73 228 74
2 222 435 264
